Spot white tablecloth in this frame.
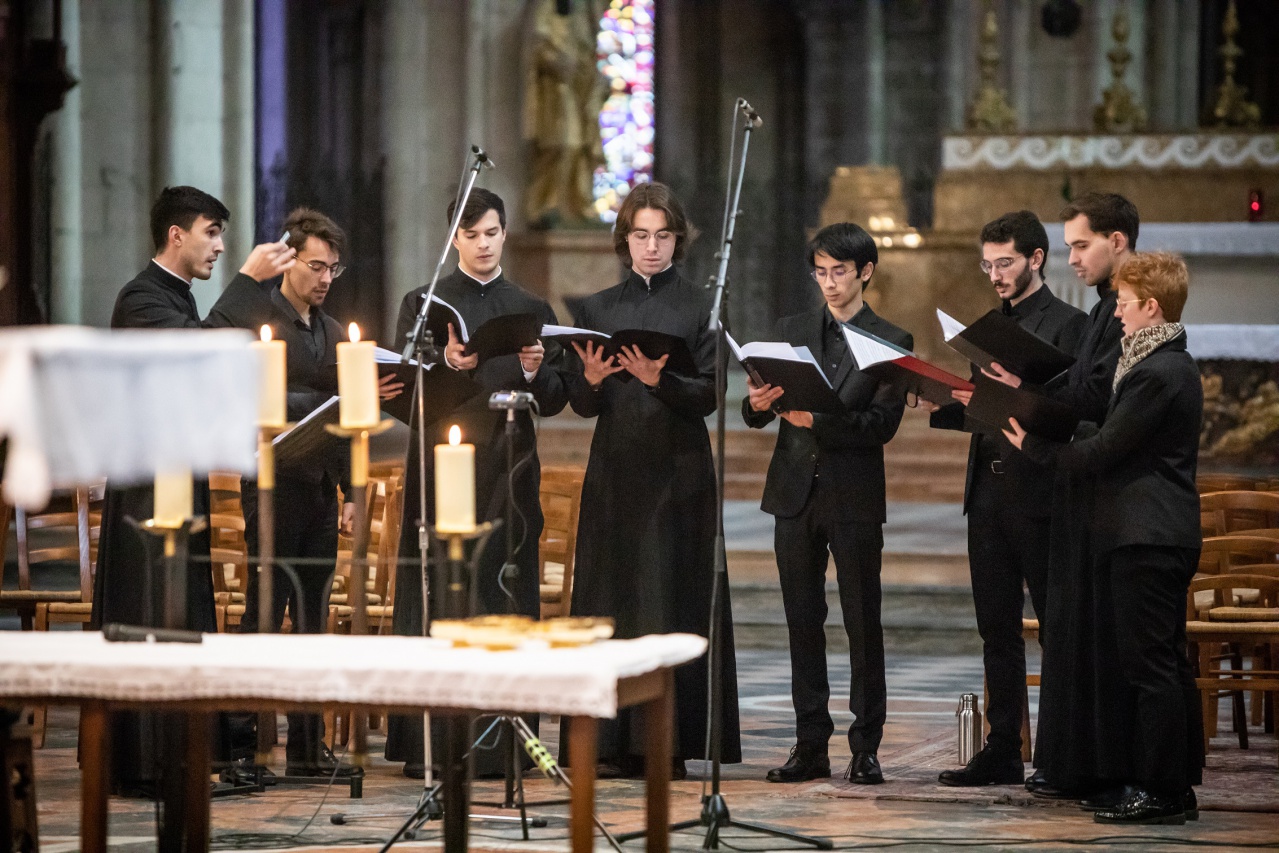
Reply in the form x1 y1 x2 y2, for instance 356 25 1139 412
1184 324 1279 361
0 326 259 509
0 632 707 719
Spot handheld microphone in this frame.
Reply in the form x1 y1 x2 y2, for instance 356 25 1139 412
472 144 497 169
103 623 204 644
737 99 763 129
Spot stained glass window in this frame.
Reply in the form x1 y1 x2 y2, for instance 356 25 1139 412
593 0 656 223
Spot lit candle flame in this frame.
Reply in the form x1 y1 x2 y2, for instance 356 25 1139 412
348 322 361 343
260 324 272 342
448 424 461 446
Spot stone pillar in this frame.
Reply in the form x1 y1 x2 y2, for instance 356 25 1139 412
943 0 974 133
222 0 256 278
1007 0 1032 130
866 0 886 165
50 0 83 324
379 0 434 337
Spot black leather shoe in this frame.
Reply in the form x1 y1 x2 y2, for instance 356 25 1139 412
1025 769 1083 799
938 747 1023 787
219 757 277 787
1093 787 1186 825
403 762 426 780
671 759 687 781
1080 784 1132 810
843 751 884 785
766 744 830 783
286 744 363 779
1184 787 1199 821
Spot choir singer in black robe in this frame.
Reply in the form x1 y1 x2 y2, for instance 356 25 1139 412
561 182 741 779
92 185 294 797
1005 251 1204 825
384 188 568 778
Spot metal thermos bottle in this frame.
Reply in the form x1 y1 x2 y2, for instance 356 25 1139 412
957 693 982 765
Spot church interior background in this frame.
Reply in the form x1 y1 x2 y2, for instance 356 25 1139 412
2 0 1279 845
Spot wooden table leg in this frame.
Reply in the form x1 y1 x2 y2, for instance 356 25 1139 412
644 670 673 853
568 716 597 853
79 701 109 853
183 712 211 851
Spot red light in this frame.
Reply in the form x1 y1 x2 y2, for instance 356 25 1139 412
1252 202 1261 211
1248 190 1264 222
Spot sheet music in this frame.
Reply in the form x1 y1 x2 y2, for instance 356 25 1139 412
422 293 469 341
841 324 909 370
541 324 608 339
936 309 967 342
271 395 339 447
374 345 421 366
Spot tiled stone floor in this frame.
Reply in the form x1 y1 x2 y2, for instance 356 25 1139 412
25 648 1279 851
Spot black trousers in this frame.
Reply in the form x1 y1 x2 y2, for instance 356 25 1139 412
967 466 1050 758
1107 544 1204 793
240 475 339 761
775 477 886 754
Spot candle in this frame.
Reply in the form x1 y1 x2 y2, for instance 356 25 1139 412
252 325 287 427
154 467 193 525
435 424 475 533
337 322 379 428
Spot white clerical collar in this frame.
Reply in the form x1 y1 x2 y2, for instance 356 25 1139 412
152 259 192 286
460 266 502 286
640 264 673 286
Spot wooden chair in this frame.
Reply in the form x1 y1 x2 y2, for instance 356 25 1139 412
1197 474 1259 494
208 472 249 631
1200 491 1279 538
1186 574 1279 759
538 466 586 619
1198 534 1279 575
4 484 105 747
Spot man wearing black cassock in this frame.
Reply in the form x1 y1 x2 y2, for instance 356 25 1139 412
384 188 568 778
1005 251 1204 824
206 207 399 779
744 223 910 786
981 193 1134 798
926 212 1086 786
562 182 741 779
92 185 294 799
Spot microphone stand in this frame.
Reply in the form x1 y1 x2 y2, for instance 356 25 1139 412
618 99 830 850
397 144 493 823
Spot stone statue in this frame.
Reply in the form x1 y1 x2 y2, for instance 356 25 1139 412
522 0 607 228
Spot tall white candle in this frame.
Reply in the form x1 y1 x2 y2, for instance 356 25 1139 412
435 424 475 533
253 325 287 427
337 322 379 428
154 468 193 525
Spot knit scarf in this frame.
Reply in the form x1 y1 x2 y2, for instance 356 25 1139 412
1113 322 1184 390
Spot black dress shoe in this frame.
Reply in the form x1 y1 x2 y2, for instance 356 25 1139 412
286 744 363 779
219 758 277 787
1024 768 1049 791
766 745 831 783
1093 787 1186 825
843 751 884 785
1184 787 1199 821
1080 784 1133 810
1025 769 1084 799
938 747 1024 787
403 762 426 780
671 759 687 781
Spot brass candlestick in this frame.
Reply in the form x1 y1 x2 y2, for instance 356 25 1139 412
966 0 1017 133
325 418 394 767
1093 3 1147 133
1208 0 1261 129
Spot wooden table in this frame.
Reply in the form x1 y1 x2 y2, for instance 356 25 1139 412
0 631 705 853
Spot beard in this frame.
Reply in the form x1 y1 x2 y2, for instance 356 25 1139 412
1005 263 1035 302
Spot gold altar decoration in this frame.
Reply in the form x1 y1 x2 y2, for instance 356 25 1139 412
1208 0 1261 131
431 615 616 650
1093 5 1146 134
965 1 1017 133
523 0 608 228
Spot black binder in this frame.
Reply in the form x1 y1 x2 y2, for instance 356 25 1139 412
938 308 1075 385
421 293 541 361
543 324 700 379
725 333 844 414
965 374 1080 443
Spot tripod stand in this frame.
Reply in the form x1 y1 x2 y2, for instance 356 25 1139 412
616 98 830 851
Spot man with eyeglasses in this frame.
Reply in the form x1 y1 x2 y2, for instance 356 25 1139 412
208 206 402 781
744 222 912 785
923 211 1085 787
978 193 1142 805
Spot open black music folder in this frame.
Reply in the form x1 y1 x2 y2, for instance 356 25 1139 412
840 324 974 407
937 308 1075 385
724 332 845 413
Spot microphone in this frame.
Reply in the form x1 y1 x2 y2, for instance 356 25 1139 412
103 623 203 644
737 99 763 129
472 144 496 169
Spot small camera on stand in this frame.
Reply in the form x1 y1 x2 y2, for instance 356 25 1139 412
488 390 534 411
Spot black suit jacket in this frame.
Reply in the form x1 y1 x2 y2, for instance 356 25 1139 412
930 284 1087 517
743 304 913 522
1022 332 1202 554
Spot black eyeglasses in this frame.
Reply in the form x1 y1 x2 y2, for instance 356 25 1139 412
301 259 345 279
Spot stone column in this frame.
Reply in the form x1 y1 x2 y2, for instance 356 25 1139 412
1007 0 1032 130
943 0 973 133
379 0 434 335
866 0 886 165
50 0 83 324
